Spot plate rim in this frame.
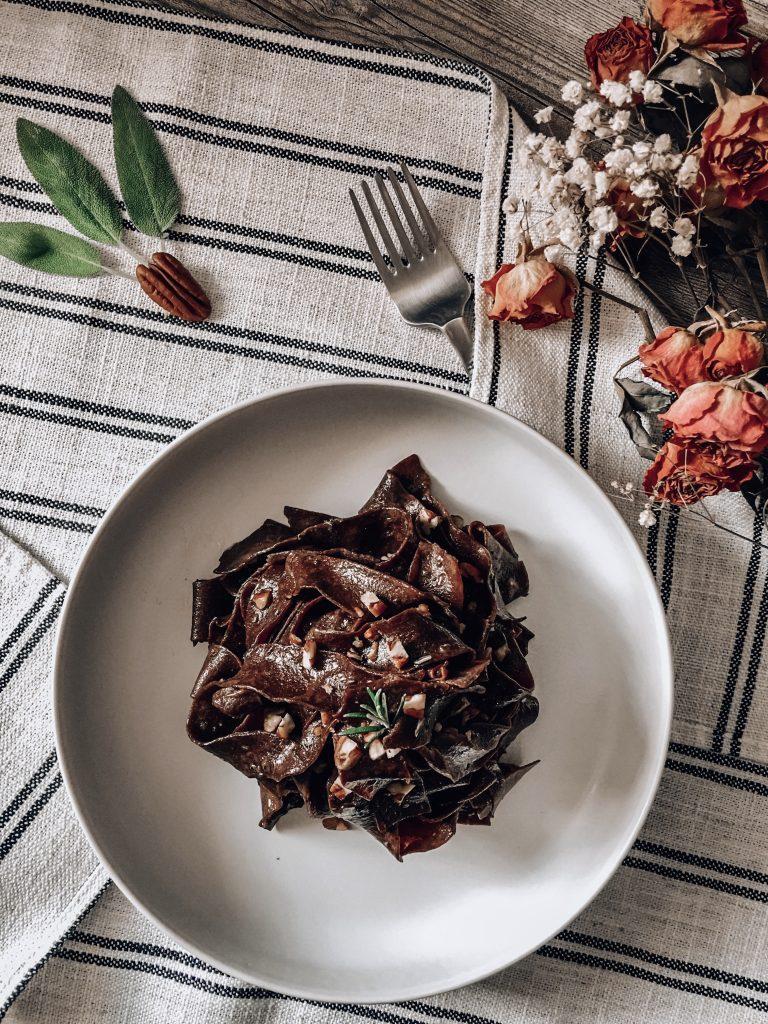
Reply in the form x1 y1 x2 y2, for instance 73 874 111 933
52 377 674 1004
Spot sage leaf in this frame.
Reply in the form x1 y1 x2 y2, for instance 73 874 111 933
0 221 103 277
15 119 123 245
111 85 180 237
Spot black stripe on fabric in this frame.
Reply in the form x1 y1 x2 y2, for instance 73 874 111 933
0 184 380 277
0 92 482 201
0 577 58 667
0 75 483 184
659 506 679 611
0 293 466 394
4 0 489 93
0 507 96 534
645 514 660 580
0 281 467 388
50 947 504 1024
536 944 768 1012
0 488 105 518
577 251 606 470
633 838 768 887
558 929 768 994
666 756 768 797
730 549 768 756
0 879 111 1022
0 381 194 431
66 931 502 1024
0 594 64 696
0 398 177 445
487 98 513 408
713 516 763 751
623 854 768 904
0 773 63 861
0 750 58 829
0 180 473 290
562 247 589 457
668 740 768 779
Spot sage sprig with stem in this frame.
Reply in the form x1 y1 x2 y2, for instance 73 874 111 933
0 86 210 321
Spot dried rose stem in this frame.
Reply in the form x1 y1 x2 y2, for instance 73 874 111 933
579 278 655 342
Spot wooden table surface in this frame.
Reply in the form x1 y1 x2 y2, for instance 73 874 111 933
157 0 768 319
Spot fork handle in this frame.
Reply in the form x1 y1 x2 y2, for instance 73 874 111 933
441 315 474 371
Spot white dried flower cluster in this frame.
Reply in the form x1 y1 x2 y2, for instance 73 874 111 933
519 77 703 259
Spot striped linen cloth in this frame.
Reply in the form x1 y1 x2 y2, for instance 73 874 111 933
0 0 767 1020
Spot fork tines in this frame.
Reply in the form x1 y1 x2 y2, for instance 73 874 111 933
350 162 439 276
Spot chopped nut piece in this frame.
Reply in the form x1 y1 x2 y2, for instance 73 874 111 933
387 780 415 799
362 730 380 744
389 638 409 669
352 637 364 649
385 747 402 758
334 736 362 770
288 633 303 646
322 817 351 830
346 648 362 661
329 776 350 800
320 711 331 726
276 713 295 739
263 711 282 733
353 606 365 618
253 588 272 610
361 591 387 617
368 739 385 760
313 725 324 736
363 625 379 640
322 682 334 694
302 638 317 670
367 641 379 661
416 603 431 616
429 515 442 529
403 692 426 719
413 654 432 667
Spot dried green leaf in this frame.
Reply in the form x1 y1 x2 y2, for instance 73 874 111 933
111 85 180 237
0 221 103 277
614 377 671 462
16 119 122 245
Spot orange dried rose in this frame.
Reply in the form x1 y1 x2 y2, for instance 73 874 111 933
639 327 706 393
698 94 768 209
644 437 755 505
584 17 655 91
481 257 577 330
702 328 765 379
661 381 768 453
648 0 747 50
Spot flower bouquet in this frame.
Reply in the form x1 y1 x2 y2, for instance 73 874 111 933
484 0 768 534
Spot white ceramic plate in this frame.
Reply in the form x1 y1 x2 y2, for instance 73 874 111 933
54 380 672 1004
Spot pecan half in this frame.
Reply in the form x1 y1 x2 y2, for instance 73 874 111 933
136 252 211 322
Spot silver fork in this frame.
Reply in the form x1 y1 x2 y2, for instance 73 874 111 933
350 162 473 370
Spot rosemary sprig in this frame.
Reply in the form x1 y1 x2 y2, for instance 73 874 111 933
339 687 404 739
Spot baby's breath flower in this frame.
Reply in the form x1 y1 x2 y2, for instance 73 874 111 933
539 136 565 170
543 244 562 262
631 177 659 199
632 141 653 159
573 99 602 132
600 80 631 107
671 234 693 257
524 132 545 153
595 126 612 139
594 169 609 199
564 130 586 159
612 135 626 149
561 80 584 104
604 147 633 173
502 195 519 215
673 216 696 239
628 70 647 93
610 110 631 133
654 134 672 154
677 153 700 189
534 105 554 124
649 206 668 229
638 506 657 528
588 204 619 241
642 79 664 104
564 156 594 189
